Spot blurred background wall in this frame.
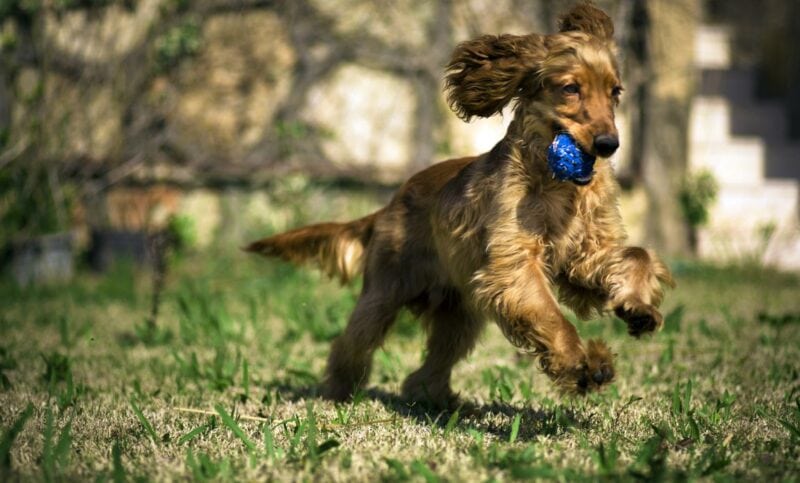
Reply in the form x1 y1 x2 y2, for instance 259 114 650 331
1 0 798 278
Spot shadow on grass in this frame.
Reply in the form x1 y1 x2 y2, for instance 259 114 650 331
268 382 590 442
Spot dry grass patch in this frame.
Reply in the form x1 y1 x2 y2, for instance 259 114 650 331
1 256 799 481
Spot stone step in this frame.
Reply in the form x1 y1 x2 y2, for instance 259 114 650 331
765 144 800 181
729 101 789 142
690 138 764 185
763 231 800 270
690 97 731 143
699 69 756 101
691 97 790 143
707 180 798 227
698 180 800 268
698 225 800 269
694 25 731 69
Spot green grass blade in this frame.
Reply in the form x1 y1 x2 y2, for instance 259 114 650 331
443 407 460 437
42 406 55 480
509 413 522 444
178 422 209 446
316 439 340 455
410 460 440 483
242 359 249 399
129 398 158 443
213 404 256 452
111 441 126 483
55 418 72 463
778 418 800 440
0 402 34 470
384 458 409 480
263 423 277 461
305 402 318 460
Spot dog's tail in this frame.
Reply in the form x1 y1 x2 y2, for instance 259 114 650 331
243 211 380 284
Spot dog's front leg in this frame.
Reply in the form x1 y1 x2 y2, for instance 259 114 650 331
605 247 674 337
474 255 614 394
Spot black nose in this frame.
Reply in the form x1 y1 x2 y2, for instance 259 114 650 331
593 134 619 157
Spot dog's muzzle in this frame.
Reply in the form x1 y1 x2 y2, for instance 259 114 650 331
571 174 594 186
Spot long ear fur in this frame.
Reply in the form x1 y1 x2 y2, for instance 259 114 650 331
558 2 614 41
445 33 545 121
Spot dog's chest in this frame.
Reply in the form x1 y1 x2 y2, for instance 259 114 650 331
530 189 602 270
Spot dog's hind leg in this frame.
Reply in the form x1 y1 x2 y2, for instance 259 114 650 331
401 294 484 408
322 287 401 401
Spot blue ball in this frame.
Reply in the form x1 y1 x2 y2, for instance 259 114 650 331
546 133 596 183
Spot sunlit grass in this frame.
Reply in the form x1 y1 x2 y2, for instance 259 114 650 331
0 248 798 480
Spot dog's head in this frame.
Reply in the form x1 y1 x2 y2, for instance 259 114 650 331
445 3 621 165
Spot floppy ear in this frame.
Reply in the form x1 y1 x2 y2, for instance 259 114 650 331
445 33 545 121
558 2 615 42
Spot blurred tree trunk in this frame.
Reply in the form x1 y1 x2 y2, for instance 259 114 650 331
636 0 698 256
788 2 800 139
0 73 9 151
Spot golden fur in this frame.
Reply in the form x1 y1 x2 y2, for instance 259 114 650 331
246 3 673 407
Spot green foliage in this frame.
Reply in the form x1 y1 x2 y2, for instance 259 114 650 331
41 352 71 384
627 433 668 480
1 0 127 26
383 458 441 482
172 347 241 392
508 412 521 444
159 0 189 15
442 407 460 438
274 121 325 158
0 163 75 238
52 0 113 10
679 170 718 227
0 0 40 23
178 417 215 446
670 379 702 442
154 20 202 72
175 281 243 346
471 443 561 480
275 120 314 143
1 247 799 480
166 214 197 255
54 369 84 410
777 397 800 442
592 437 620 477
303 402 341 466
111 441 126 483
482 366 516 403
129 397 159 444
213 404 256 453
0 402 33 473
0 347 16 390
41 406 72 481
185 449 232 481
131 319 174 346
333 390 365 427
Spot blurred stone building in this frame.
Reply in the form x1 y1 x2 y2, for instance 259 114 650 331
0 0 797 267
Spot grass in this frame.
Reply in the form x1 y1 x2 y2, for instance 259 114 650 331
0 241 799 480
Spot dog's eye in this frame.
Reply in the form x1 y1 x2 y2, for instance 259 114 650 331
563 84 580 95
611 86 623 97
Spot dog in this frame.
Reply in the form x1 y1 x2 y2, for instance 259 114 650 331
247 3 673 407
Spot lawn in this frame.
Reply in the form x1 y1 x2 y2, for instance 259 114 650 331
1 242 799 481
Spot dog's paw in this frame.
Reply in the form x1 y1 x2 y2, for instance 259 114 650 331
401 376 459 410
320 379 356 402
614 302 663 337
541 339 615 395
578 339 615 393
